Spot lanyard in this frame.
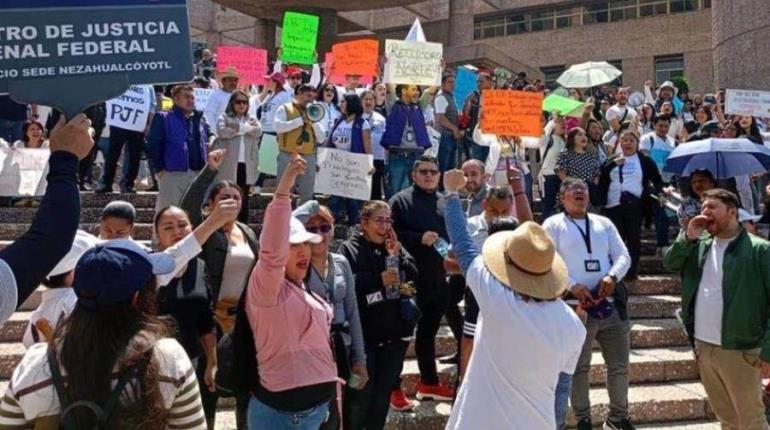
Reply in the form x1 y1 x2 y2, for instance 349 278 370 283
566 214 592 255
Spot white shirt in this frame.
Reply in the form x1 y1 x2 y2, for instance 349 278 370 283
363 111 386 160
203 89 232 134
606 154 644 208
640 131 676 180
335 86 367 104
446 257 585 430
22 288 77 348
331 118 370 152
0 258 17 326
694 236 735 345
320 102 342 137
605 103 638 126
466 215 489 250
434 92 450 115
538 121 566 176
252 91 293 133
542 213 631 295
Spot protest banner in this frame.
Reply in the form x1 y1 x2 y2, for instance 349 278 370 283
315 148 374 201
542 94 585 117
0 0 194 119
0 147 50 196
383 40 442 86
105 85 153 132
726 89 770 118
325 53 374 86
194 88 213 112
216 46 267 85
454 67 478 110
280 12 319 65
330 40 379 78
480 90 544 137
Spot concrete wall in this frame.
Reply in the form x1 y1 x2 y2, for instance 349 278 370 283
712 0 770 90
188 0 277 51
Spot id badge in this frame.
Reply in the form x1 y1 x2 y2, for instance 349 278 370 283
366 291 384 306
406 130 415 142
584 260 601 272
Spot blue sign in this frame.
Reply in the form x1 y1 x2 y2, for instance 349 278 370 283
0 0 193 118
454 67 478 110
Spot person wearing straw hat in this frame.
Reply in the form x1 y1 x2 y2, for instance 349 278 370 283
204 66 240 133
441 169 586 429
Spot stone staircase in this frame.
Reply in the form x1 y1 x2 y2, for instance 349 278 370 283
0 192 720 429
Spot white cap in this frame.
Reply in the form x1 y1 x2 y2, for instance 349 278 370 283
48 230 99 277
289 217 323 245
738 209 762 224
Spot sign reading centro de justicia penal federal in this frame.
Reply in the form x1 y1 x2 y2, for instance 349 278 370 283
0 0 193 119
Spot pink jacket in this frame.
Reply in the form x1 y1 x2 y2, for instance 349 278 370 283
246 198 337 392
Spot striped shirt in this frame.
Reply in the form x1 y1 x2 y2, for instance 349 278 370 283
0 338 205 430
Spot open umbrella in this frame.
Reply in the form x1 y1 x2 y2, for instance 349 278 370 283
556 61 622 89
662 138 770 178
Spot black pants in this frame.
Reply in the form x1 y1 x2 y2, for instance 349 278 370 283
102 126 144 189
78 124 103 185
415 280 450 385
198 360 249 430
444 274 465 343
345 341 408 430
370 159 386 201
604 195 643 279
237 162 249 223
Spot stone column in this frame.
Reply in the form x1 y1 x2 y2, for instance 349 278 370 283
254 18 276 51
448 0 474 48
315 9 337 57
712 0 770 90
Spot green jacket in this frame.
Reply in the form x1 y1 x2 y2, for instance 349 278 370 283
663 228 770 360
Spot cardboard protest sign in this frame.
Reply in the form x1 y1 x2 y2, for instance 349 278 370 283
330 40 379 78
325 53 374 86
105 85 153 132
315 148 374 201
0 147 50 196
216 46 267 85
383 40 442 86
280 12 319 65
0 0 194 120
726 89 770 118
542 94 585 118
194 88 213 112
454 67 478 110
481 90 544 137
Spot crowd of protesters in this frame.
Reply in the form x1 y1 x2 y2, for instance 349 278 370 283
1 47 770 430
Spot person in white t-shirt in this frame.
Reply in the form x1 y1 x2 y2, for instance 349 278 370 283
204 67 239 135
361 90 387 200
639 113 676 252
442 169 585 430
603 88 639 153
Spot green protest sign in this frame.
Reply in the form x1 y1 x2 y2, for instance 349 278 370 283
280 12 319 65
542 94 585 118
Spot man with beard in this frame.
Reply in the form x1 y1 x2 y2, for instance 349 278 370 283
664 189 770 430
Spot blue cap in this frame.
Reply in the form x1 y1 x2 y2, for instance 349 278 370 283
73 240 175 310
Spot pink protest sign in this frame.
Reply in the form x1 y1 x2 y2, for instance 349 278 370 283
216 46 268 85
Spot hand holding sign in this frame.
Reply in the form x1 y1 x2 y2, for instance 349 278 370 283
280 12 319 65
50 114 94 160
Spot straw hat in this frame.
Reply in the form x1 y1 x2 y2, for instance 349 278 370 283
481 221 568 300
219 66 240 81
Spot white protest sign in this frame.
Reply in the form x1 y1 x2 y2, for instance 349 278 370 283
0 147 50 196
383 40 442 86
194 88 214 111
726 89 770 118
105 85 153 132
315 148 373 201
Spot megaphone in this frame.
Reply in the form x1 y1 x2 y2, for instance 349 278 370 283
307 102 325 123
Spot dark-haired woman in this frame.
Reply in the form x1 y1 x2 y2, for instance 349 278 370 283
326 94 372 226
555 127 601 207
180 149 258 430
317 82 342 135
215 90 261 223
11 120 49 207
0 241 207 429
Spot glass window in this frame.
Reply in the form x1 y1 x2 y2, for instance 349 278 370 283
609 0 637 21
640 0 668 16
703 0 711 8
670 0 698 12
555 8 575 29
584 2 609 24
541 65 565 90
655 54 684 83
481 18 505 39
608 60 623 86
531 10 554 32
473 23 481 40
506 15 528 34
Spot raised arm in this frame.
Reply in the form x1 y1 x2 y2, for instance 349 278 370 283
180 149 225 227
443 170 481 273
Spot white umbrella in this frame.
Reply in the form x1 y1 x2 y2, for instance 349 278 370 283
556 61 622 89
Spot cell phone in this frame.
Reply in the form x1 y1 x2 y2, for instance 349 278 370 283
704 94 717 105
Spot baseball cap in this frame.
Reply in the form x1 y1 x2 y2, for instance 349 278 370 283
48 230 98 277
266 72 286 86
289 217 323 245
73 240 175 310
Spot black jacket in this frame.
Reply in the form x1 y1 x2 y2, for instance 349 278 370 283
339 232 419 345
388 185 447 284
597 152 664 217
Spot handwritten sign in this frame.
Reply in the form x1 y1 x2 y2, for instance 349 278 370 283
280 12 319 65
481 90 544 137
325 53 374 86
216 46 267 85
0 0 193 120
0 147 50 196
383 39 442 86
454 67 478 110
330 40 379 77
726 89 770 118
315 148 373 201
194 88 213 111
105 85 153 132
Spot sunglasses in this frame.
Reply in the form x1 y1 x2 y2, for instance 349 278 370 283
306 224 333 234
417 169 439 176
233 100 249 105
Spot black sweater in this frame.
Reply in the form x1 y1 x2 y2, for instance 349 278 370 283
388 185 448 284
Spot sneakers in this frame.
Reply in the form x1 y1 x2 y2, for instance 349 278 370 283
389 389 415 412
576 417 592 430
415 382 455 401
604 418 636 430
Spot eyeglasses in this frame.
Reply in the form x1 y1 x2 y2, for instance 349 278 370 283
365 217 392 225
233 100 249 105
306 224 332 234
417 169 439 176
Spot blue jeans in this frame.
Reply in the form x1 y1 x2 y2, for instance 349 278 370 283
248 396 329 430
437 133 459 173
0 119 24 143
653 203 672 247
554 372 572 430
329 196 362 226
541 175 562 221
524 172 534 208
386 150 420 199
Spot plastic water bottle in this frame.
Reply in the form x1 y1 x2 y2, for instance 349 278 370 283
385 255 401 300
433 237 450 259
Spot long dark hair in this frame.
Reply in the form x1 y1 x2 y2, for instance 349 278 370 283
566 127 586 152
224 90 251 117
51 280 172 429
317 83 340 108
343 94 364 118
735 116 763 144
22 120 45 145
207 180 243 204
